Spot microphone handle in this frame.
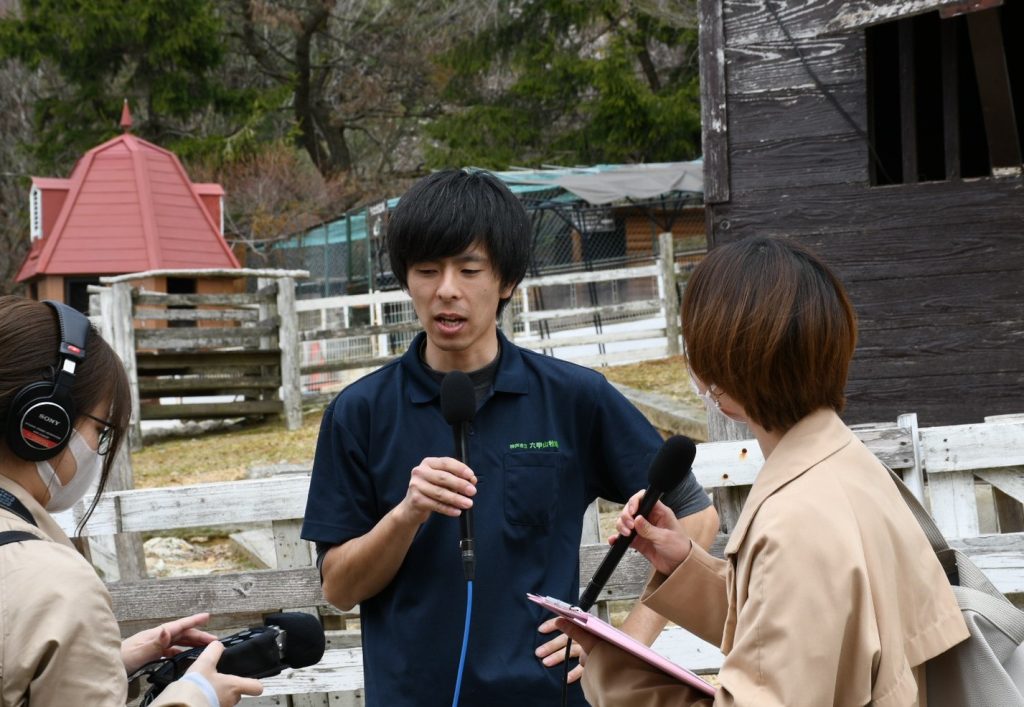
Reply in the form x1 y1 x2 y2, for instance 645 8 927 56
453 422 475 580
577 486 665 612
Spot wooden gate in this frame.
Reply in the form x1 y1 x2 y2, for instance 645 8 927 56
91 268 308 450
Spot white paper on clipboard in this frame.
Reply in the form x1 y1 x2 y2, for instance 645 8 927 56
528 593 716 697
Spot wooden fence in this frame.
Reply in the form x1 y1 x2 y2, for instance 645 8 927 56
90 269 309 449
295 234 700 395
51 411 1024 704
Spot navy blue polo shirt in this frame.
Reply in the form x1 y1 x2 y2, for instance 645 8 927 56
302 332 710 707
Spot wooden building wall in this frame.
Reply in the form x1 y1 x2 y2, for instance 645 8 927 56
700 0 1024 427
622 206 707 259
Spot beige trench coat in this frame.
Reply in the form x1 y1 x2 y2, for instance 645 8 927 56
0 475 209 706
582 408 969 707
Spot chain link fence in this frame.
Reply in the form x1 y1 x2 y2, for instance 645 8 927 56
249 194 706 390
250 195 705 299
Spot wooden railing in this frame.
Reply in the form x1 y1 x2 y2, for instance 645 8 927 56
90 269 309 449
50 412 1024 704
295 235 700 393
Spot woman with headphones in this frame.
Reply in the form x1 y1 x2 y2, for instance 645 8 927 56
0 296 263 706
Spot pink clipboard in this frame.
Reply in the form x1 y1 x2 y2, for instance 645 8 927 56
528 593 717 697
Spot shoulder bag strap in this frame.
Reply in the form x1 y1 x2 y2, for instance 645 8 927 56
0 530 42 547
884 464 1024 644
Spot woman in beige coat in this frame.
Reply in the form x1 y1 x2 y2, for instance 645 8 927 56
0 296 263 706
559 238 969 706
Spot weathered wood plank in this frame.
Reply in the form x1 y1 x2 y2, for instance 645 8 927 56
109 478 306 536
518 299 662 323
299 321 422 342
523 265 659 288
920 420 1024 473
69 425 924 541
294 289 412 312
700 0 730 202
135 324 277 344
949 532 1024 595
108 568 323 622
725 0 852 46
799 227 1024 283
826 0 994 33
727 35 864 95
897 413 926 502
140 400 283 420
846 372 1024 429
710 178 1024 237
277 277 303 431
727 83 864 143
272 519 327 707
929 471 980 538
136 350 282 370
133 308 260 322
725 0 962 45
517 328 669 351
850 319 1023 365
104 269 303 284
659 232 682 356
258 647 364 696
138 376 282 395
301 356 399 376
977 469 1024 507
135 292 275 307
111 283 143 450
729 132 868 192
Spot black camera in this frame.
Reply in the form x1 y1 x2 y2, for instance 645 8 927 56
136 612 326 705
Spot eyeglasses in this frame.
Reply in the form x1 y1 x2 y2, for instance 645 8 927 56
83 412 114 456
689 378 722 409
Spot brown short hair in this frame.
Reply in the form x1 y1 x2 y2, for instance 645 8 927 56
681 237 857 432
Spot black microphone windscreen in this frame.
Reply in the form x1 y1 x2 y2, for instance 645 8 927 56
264 612 326 669
648 435 697 491
440 370 476 425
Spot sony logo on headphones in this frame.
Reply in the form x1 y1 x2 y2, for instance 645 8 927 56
38 415 62 426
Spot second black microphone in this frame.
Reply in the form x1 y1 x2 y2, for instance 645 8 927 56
577 435 697 611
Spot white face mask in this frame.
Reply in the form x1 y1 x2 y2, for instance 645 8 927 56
35 429 103 513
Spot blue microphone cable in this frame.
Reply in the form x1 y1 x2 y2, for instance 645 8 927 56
452 579 473 707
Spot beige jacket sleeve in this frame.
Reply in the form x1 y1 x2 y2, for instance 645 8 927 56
3 540 133 705
642 543 730 647
1 539 210 707
580 544 726 707
584 499 877 707
582 641 714 707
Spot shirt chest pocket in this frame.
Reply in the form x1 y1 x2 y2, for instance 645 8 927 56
503 452 565 529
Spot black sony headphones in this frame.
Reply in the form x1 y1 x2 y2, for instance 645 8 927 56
4 300 90 462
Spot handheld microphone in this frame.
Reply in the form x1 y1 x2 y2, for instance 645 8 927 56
440 370 477 581
138 612 326 704
577 435 697 611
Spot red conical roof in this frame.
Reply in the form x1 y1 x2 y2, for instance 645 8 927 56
16 130 239 281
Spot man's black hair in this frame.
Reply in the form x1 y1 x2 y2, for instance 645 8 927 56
385 169 531 315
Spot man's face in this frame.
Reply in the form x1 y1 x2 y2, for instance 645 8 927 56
406 243 513 372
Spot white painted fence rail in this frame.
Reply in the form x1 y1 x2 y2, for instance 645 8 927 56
295 237 700 387
54 412 1024 703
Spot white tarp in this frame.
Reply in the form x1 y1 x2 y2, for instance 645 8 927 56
499 160 703 205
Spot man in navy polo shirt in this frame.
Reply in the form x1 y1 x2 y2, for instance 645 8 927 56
301 169 717 706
